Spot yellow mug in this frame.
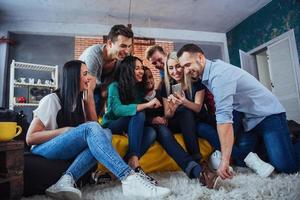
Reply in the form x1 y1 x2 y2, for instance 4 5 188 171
0 122 22 142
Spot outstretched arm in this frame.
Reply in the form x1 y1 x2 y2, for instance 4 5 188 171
217 123 234 179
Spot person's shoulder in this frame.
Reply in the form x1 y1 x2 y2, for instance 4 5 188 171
80 44 104 57
37 93 61 110
108 81 118 89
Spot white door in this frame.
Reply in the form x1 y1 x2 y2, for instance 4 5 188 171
239 50 259 79
267 38 300 123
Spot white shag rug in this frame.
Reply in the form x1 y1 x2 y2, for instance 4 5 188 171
22 167 300 200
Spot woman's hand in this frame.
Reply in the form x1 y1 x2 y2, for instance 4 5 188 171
173 91 188 106
88 76 97 91
147 98 162 109
151 116 168 125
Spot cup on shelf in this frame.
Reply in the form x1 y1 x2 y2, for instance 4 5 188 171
28 78 35 84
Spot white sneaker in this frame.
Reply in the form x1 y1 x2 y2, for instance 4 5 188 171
209 150 234 172
122 172 171 198
244 152 274 177
45 174 82 200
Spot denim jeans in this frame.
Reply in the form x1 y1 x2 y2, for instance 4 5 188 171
233 113 300 173
106 111 156 160
196 122 220 150
32 122 132 181
196 111 300 173
94 87 102 116
155 124 202 179
168 107 201 162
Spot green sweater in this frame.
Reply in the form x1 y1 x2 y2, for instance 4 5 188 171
102 81 144 127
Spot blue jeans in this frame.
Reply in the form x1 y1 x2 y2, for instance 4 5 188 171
233 113 300 173
168 107 201 162
94 87 102 116
196 110 252 160
106 112 156 160
32 122 132 181
155 124 202 179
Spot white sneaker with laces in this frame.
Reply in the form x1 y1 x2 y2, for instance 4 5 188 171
209 150 234 172
122 172 171 198
45 174 82 200
244 152 274 177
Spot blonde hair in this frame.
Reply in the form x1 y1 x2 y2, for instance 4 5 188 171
164 52 192 96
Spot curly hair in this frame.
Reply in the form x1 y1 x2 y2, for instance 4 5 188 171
115 56 144 104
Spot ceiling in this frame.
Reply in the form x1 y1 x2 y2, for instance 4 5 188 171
0 0 271 33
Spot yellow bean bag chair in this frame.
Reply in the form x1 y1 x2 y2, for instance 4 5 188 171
98 134 213 173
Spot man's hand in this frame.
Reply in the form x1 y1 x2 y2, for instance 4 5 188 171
217 159 233 180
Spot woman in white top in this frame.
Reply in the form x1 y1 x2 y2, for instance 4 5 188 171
26 60 170 200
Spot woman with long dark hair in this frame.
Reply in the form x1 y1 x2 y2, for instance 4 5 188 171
26 60 170 200
102 56 161 184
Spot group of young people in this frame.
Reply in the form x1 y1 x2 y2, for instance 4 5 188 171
26 24 300 200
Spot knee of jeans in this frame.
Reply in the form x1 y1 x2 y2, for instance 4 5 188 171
85 122 107 137
135 111 146 121
157 126 172 140
144 127 157 143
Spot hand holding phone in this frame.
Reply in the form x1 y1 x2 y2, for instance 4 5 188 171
172 83 182 95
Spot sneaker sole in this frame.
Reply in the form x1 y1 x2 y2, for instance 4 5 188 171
46 190 81 200
123 189 171 198
258 165 275 178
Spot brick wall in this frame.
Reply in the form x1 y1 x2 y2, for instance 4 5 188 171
74 36 174 87
74 36 104 59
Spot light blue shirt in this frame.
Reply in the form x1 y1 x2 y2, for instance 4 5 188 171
202 59 285 131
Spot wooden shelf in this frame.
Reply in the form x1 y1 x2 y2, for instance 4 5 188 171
14 61 56 72
14 103 39 107
14 82 56 88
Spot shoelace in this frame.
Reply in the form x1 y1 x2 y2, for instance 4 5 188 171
136 174 156 191
61 173 78 188
135 167 158 185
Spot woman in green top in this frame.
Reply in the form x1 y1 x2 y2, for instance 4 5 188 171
102 56 161 184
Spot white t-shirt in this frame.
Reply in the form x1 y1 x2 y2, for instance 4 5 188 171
33 93 62 130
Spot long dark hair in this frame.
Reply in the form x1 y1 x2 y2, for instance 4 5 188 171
57 60 85 126
115 56 144 104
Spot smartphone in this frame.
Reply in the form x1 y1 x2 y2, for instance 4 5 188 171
172 83 182 94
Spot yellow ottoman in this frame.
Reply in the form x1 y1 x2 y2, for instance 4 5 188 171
98 134 213 173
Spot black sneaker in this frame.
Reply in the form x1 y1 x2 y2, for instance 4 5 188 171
134 166 158 185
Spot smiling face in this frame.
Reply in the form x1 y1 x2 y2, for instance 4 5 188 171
109 35 132 60
179 52 204 80
134 60 144 83
167 58 184 82
144 69 155 91
149 50 166 70
79 64 90 91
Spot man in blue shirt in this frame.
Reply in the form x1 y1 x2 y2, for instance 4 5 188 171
177 43 299 180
